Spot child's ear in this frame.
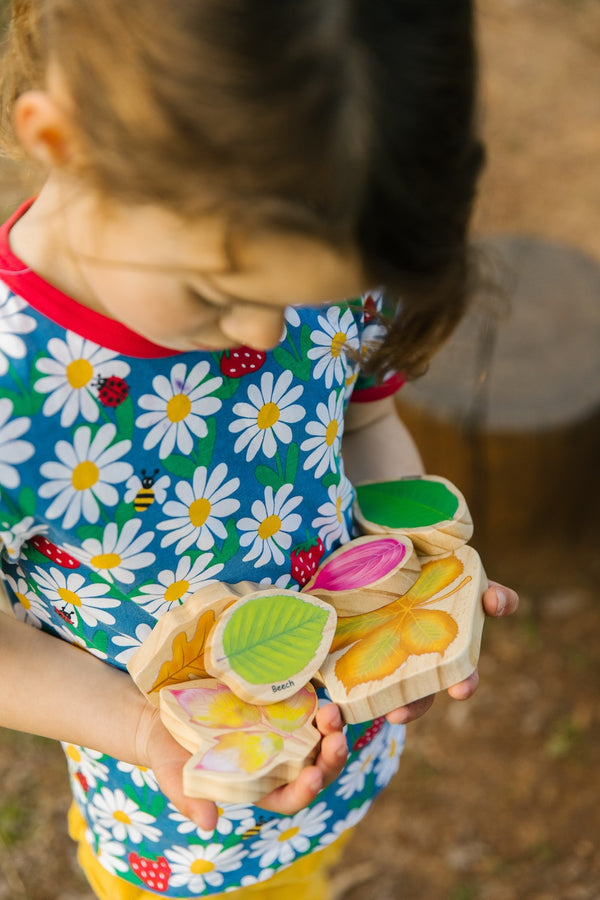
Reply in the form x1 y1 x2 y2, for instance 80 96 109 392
13 90 76 169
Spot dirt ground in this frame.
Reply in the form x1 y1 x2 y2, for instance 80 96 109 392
1 1 599 898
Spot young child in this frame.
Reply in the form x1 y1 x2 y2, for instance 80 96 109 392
0 1 518 897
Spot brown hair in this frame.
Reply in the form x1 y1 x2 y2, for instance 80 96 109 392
0 0 484 378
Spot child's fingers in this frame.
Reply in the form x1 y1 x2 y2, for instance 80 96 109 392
152 754 219 832
446 667 479 701
385 693 435 725
483 581 520 617
257 730 348 816
315 701 344 736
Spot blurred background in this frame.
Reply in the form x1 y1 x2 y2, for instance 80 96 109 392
0 0 599 897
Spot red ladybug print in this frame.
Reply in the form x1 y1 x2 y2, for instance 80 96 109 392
96 375 129 407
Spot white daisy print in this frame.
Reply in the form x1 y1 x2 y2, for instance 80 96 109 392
116 761 160 792
374 725 405 787
0 286 36 376
136 360 222 459
34 333 130 427
38 423 132 529
335 735 383 800
249 802 332 868
165 843 247 893
311 479 353 550
238 483 302 567
239 868 276 888
132 553 223 619
63 744 110 792
307 306 360 389
31 566 119 627
1 569 53 627
0 398 34 489
69 519 155 584
318 799 373 847
88 830 129 876
158 463 240 554
0 515 39 562
229 369 305 461
89 787 161 844
300 390 344 478
167 803 256 839
111 622 154 664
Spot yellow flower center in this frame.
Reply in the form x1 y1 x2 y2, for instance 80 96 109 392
330 331 347 358
57 587 81 607
65 744 81 763
113 810 131 825
67 358 94 389
278 826 300 843
258 514 281 540
189 497 211 527
91 552 121 570
335 496 343 523
72 460 99 491
167 393 191 423
257 402 280 430
190 859 216 875
16 592 31 610
325 420 338 446
165 580 189 604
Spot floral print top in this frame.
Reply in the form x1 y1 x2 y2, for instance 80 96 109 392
0 202 405 896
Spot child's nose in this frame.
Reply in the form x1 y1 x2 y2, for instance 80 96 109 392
220 305 286 350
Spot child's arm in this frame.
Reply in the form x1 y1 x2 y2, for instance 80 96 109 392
342 396 520 724
0 611 347 825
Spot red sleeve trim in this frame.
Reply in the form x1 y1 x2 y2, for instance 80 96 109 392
350 372 405 403
0 200 183 359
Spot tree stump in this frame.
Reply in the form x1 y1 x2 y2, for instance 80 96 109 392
395 235 600 578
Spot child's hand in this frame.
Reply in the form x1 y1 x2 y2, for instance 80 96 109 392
255 702 348 816
136 703 220 832
385 580 519 725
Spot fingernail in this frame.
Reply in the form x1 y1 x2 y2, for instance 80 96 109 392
387 709 408 725
496 589 507 616
336 741 348 760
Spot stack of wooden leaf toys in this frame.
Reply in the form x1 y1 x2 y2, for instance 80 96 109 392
128 475 486 803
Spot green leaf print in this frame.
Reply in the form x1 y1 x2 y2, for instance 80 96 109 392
161 453 197 480
18 487 37 518
88 629 108 655
115 396 135 439
273 325 314 382
211 517 240 566
255 464 284 491
193 416 217 469
284 442 299 484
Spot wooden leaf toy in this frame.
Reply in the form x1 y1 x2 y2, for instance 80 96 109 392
316 545 486 724
205 588 337 705
127 580 260 705
354 475 473 556
304 534 421 616
160 679 321 803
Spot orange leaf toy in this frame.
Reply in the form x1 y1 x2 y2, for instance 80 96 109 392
316 545 487 724
354 475 473 556
128 581 259 705
304 534 421 616
160 679 321 802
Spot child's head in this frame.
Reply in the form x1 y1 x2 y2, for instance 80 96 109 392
0 0 484 371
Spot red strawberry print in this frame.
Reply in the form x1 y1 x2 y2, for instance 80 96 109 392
128 853 171 893
291 535 325 586
29 535 80 569
353 717 386 752
220 346 267 378
363 294 378 324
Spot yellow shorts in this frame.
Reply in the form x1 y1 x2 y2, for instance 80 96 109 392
69 804 351 900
